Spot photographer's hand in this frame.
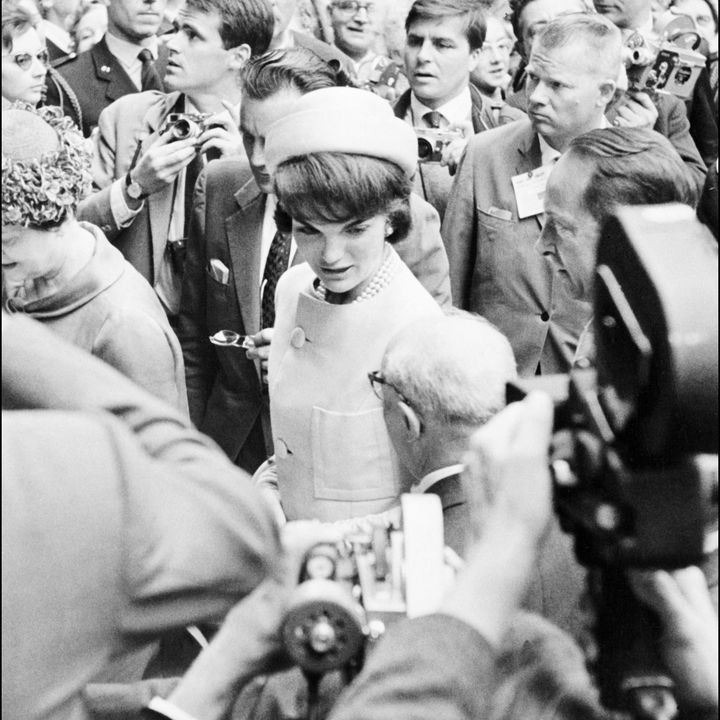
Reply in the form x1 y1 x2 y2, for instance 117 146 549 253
441 392 554 647
166 522 342 720
440 120 474 177
126 130 197 201
196 102 244 160
246 328 274 384
629 566 719 714
612 90 659 129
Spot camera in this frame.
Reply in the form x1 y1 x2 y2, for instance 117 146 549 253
281 494 455 676
161 112 219 143
415 128 463 163
623 16 707 100
507 203 718 717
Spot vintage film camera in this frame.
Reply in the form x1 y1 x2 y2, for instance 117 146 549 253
161 112 220 143
508 203 718 720
623 16 707 100
281 495 456 678
415 127 463 163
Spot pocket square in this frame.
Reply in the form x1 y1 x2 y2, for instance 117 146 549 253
208 258 230 285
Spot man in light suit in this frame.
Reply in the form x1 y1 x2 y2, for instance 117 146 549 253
78 0 274 321
442 13 620 376
178 47 453 475
45 0 170 137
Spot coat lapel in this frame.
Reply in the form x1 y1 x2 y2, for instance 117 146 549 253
226 178 265 336
91 37 138 104
515 127 546 230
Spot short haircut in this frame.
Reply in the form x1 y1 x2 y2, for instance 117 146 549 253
381 310 517 427
568 127 700 225
274 152 412 244
186 0 274 54
534 13 622 80
2 0 38 52
405 0 486 50
242 47 342 101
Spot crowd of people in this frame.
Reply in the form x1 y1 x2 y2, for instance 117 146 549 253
2 0 718 719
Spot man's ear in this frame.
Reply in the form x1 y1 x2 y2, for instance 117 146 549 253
398 400 422 441
597 78 617 107
228 43 252 71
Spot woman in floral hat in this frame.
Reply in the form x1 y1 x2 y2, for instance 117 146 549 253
2 104 187 411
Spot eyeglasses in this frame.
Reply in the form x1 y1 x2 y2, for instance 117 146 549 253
3 48 50 71
481 40 513 55
368 370 412 406
333 1 376 15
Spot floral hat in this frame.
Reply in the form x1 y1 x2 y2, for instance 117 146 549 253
2 104 93 228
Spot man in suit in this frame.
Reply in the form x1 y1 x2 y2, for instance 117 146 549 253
506 0 707 189
178 47 452 475
394 0 525 222
77 0 274 321
2 312 280 720
442 13 620 376
45 0 169 136
378 310 587 637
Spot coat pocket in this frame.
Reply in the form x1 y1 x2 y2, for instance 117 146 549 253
311 406 398 502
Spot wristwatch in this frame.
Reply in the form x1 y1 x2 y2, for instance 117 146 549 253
125 171 147 201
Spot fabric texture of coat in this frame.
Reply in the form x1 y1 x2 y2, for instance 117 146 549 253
1 313 280 720
441 118 592 375
5 223 187 412
267 254 442 522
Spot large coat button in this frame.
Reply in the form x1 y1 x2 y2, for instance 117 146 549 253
290 327 306 348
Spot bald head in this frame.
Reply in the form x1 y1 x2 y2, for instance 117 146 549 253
381 310 517 428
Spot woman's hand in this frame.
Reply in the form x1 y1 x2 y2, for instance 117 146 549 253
246 328 274 383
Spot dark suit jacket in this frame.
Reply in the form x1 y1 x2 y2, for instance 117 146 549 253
178 158 452 473
425 471 587 639
442 118 592 375
45 35 168 137
177 162 271 474
394 85 526 222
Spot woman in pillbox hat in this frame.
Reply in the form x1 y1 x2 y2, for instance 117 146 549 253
250 86 443 527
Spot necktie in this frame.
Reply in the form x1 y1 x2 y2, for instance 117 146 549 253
423 110 443 128
261 230 292 329
138 48 163 92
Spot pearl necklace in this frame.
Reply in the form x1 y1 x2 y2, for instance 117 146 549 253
313 243 399 303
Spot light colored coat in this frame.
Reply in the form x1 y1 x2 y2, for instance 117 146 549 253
268 252 442 522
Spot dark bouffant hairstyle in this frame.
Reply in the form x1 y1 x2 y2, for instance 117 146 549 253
273 152 412 244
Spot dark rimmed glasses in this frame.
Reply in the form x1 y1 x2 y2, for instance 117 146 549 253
3 48 50 71
333 1 377 15
368 370 412 406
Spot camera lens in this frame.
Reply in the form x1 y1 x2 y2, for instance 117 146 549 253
171 119 194 140
417 137 433 161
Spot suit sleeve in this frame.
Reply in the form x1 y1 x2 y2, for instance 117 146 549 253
655 94 707 195
441 137 479 309
394 194 452 308
76 103 122 238
327 615 496 720
177 167 218 428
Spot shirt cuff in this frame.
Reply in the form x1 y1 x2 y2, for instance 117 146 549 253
110 177 144 228
143 696 201 720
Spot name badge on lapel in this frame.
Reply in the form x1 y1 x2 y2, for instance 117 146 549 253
511 164 554 219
